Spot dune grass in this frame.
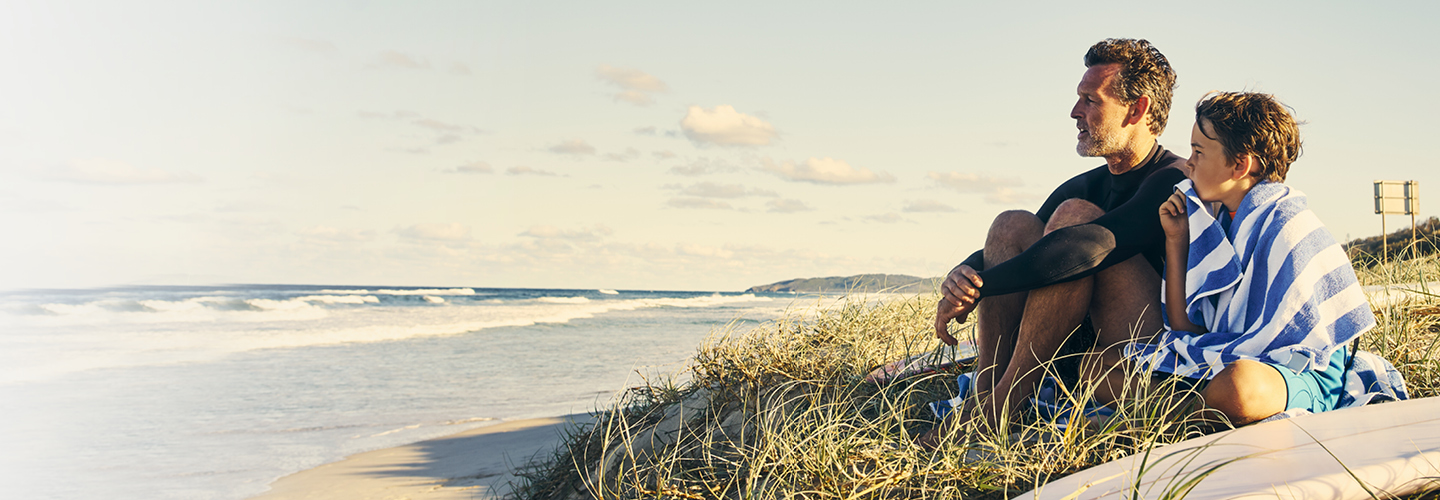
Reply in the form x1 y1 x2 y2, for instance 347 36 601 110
511 259 1440 500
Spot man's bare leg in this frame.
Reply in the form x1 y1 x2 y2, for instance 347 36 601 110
974 199 1124 428
917 211 1041 448
1083 252 1164 405
971 210 1044 395
928 200 1162 440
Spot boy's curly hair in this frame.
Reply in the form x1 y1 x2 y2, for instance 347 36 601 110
1195 91 1303 182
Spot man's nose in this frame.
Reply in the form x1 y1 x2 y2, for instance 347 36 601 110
1069 100 1083 119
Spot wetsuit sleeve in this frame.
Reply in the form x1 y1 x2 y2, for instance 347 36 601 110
957 249 985 271
973 168 1187 297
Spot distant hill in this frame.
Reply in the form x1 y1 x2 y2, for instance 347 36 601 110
1345 216 1440 267
745 274 942 293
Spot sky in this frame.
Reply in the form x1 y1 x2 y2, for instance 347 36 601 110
1 1 1437 291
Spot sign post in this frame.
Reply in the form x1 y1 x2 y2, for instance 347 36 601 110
1374 180 1420 262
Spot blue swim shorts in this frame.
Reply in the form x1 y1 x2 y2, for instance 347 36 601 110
1268 347 1349 413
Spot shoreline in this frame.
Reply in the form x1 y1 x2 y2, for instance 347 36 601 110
249 413 594 500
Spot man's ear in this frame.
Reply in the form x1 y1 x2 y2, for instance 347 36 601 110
1230 155 1259 180
1126 96 1151 127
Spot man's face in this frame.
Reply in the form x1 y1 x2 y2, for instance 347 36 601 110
1071 63 1130 157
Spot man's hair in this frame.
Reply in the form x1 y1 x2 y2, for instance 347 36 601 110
1084 39 1176 136
1195 91 1303 182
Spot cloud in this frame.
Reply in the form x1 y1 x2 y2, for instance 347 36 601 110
602 148 642 162
902 199 958 213
864 213 905 224
680 105 778 146
984 188 1041 205
926 171 1022 193
652 150 676 160
43 159 202 185
633 126 657 136
668 157 736 176
595 65 668 106
676 243 734 259
665 197 733 210
298 225 376 243
507 166 561 176
670 182 777 199
360 110 486 145
395 223 470 241
413 118 466 133
548 138 597 155
760 157 895 185
213 200 273 213
766 198 812 213
373 51 430 70
359 110 421 120
518 224 613 241
280 37 337 55
448 62 472 76
446 161 493 174
926 171 1035 204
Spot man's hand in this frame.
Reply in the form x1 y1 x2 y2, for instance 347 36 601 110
935 264 983 345
1158 190 1189 244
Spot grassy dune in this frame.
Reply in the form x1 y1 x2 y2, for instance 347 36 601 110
511 258 1440 500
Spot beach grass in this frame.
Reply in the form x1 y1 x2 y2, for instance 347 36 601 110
511 259 1440 500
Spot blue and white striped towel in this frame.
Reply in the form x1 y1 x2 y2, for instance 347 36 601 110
1127 180 1404 408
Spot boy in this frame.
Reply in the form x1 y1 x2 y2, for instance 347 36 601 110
1123 91 1394 425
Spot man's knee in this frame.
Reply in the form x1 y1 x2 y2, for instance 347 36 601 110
987 210 1042 246
1046 199 1104 233
1203 360 1287 425
985 210 1043 264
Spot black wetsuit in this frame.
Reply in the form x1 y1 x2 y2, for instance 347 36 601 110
958 143 1187 297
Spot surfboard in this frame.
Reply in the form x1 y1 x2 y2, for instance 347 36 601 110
863 340 977 385
1018 397 1440 499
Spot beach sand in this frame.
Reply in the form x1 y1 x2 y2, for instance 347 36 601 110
250 414 593 500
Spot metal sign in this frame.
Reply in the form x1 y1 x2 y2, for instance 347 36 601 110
1374 180 1421 263
1374 180 1419 214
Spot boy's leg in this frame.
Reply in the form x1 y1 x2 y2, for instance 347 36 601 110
1208 348 1350 424
1202 360 1287 425
1085 360 1288 430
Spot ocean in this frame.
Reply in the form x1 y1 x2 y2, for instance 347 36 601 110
0 285 793 500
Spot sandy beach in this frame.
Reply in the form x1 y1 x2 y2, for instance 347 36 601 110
250 414 594 500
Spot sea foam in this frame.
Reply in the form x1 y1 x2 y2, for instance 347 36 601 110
0 288 780 384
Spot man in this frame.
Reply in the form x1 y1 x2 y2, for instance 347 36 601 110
932 38 1187 432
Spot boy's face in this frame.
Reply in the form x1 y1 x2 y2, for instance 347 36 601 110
1186 119 1251 210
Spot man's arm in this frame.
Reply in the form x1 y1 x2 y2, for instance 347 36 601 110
934 178 1088 343
972 168 1187 297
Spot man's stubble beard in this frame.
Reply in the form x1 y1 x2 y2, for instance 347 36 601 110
1076 123 1125 157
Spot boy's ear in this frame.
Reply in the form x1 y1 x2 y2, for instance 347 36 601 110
1231 155 1259 180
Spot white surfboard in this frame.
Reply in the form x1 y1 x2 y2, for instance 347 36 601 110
863 340 978 385
1019 397 1440 500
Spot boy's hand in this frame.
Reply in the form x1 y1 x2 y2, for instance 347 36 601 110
1158 190 1189 242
